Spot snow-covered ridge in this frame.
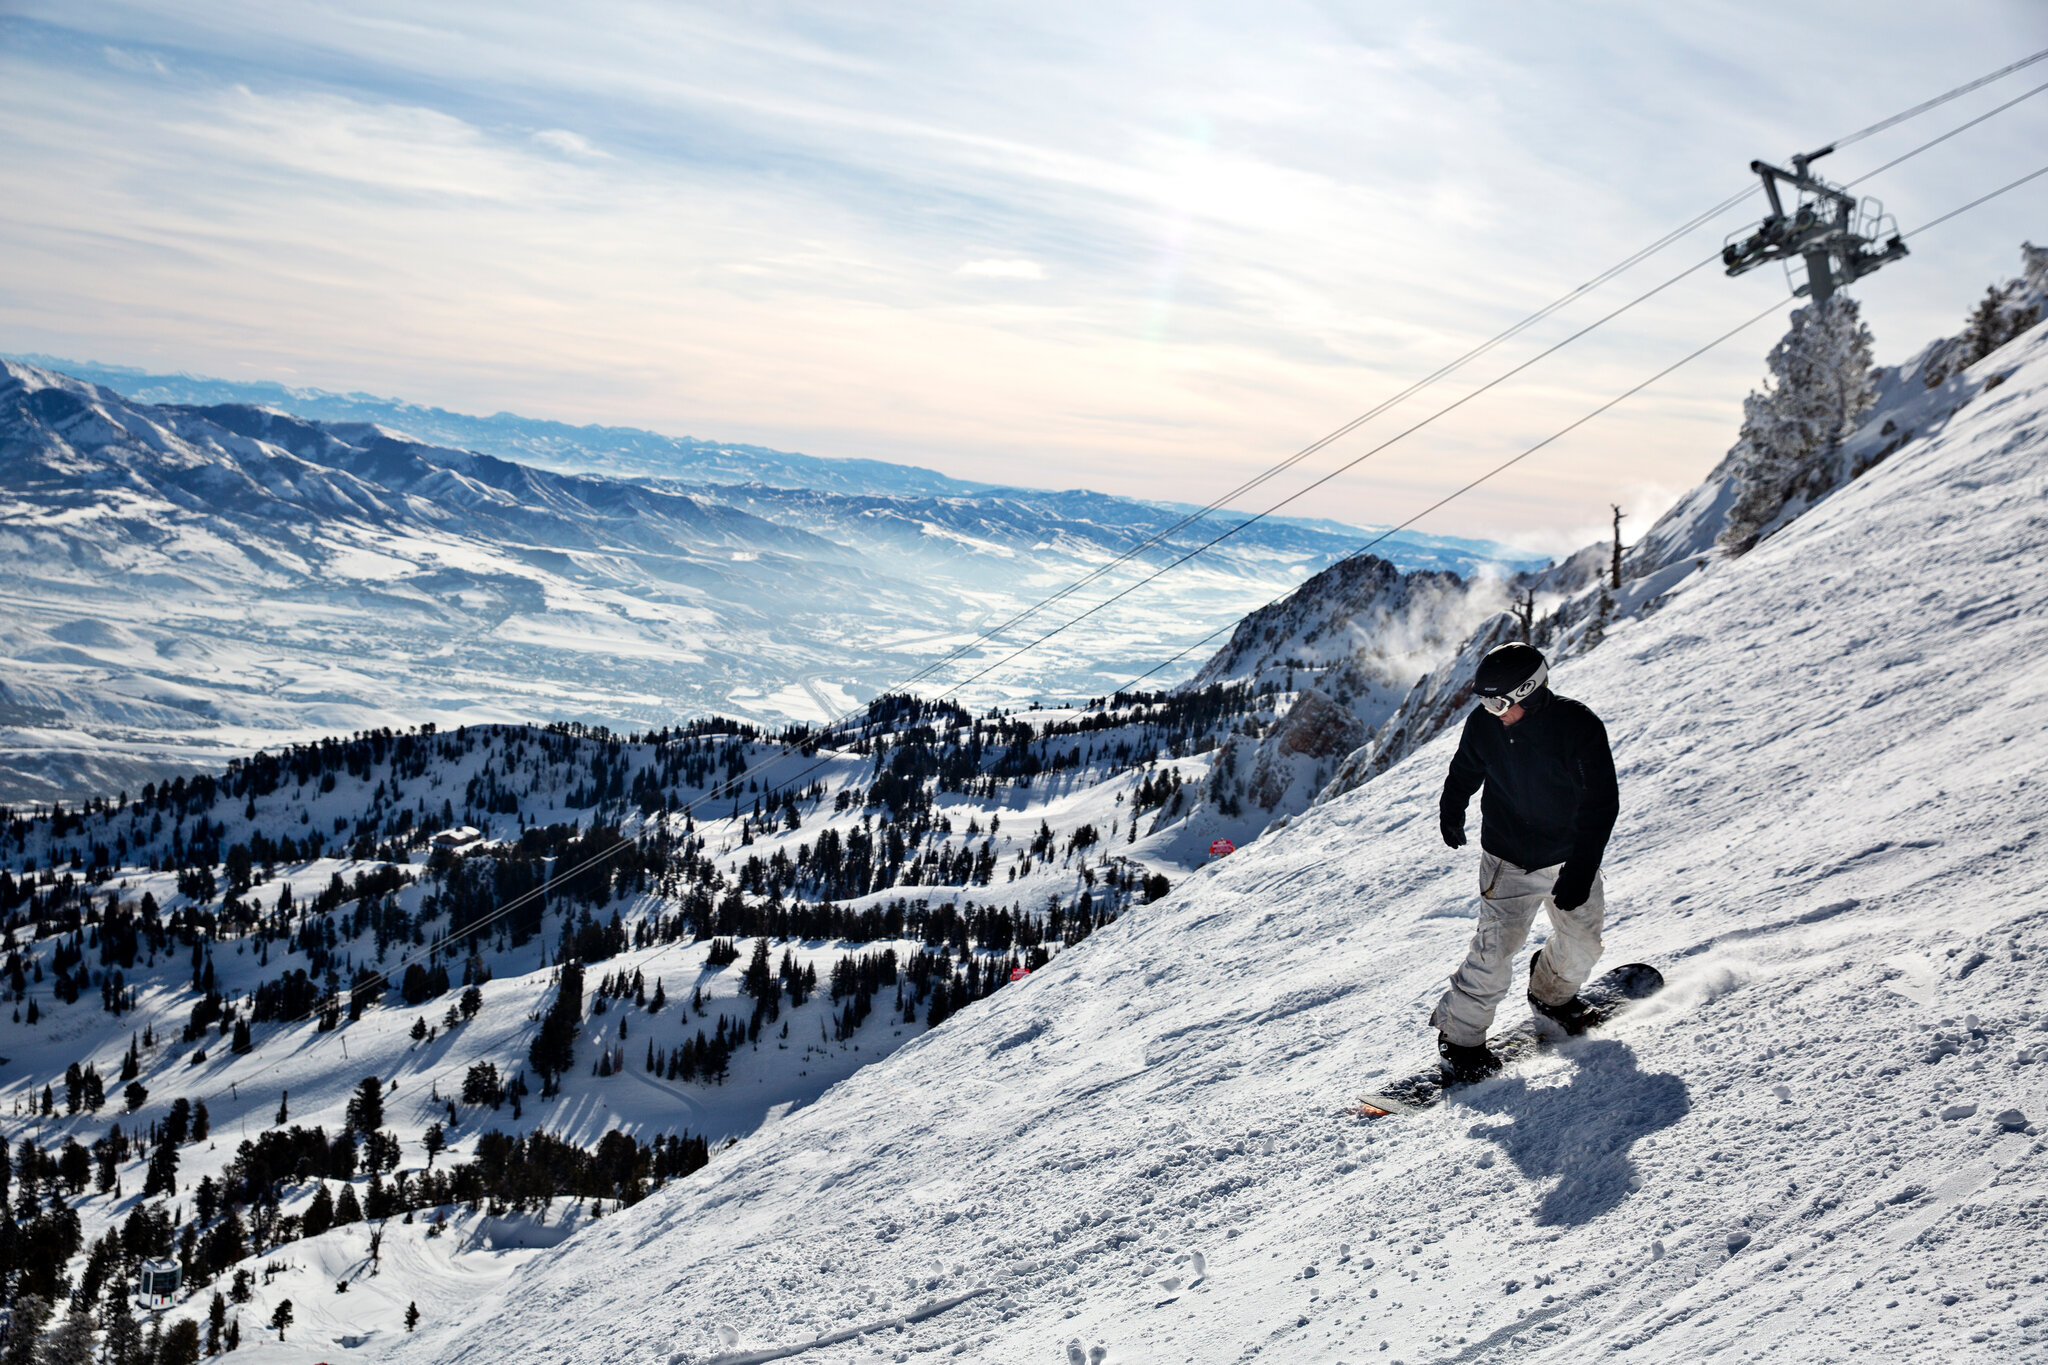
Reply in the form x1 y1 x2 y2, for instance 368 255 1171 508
373 312 2048 1364
1163 554 1510 847
1300 254 2048 822
4 355 992 500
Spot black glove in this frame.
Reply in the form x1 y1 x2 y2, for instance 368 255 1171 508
1551 870 1592 911
1440 811 1467 849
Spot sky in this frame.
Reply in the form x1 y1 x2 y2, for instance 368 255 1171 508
3 2 2046 551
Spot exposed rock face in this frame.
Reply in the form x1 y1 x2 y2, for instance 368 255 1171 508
1240 688 1367 814
1174 554 1503 838
1275 688 1364 760
1191 554 1484 703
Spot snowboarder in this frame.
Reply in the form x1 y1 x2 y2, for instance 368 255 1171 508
1432 643 1618 1081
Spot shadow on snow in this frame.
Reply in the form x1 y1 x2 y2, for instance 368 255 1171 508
1452 1038 1689 1227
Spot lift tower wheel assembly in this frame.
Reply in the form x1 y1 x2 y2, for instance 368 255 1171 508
1721 146 1908 304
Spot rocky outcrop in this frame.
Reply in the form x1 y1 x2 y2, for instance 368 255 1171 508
1274 687 1364 760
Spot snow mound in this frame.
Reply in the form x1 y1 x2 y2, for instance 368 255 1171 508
379 323 2048 1362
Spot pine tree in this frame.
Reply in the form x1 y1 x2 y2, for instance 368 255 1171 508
405 1301 421 1332
345 1076 384 1133
1964 286 2007 366
1582 589 1614 651
158 1318 202 1365
98 1294 144 1365
527 960 584 1091
142 1140 178 1197
302 1183 335 1238
334 1184 363 1225
268 1300 294 1342
2 1295 50 1365
1720 296 1877 554
276 1091 288 1126
36 1303 97 1365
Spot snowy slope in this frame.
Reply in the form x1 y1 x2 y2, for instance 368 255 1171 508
374 318 2048 1365
0 700 1225 1358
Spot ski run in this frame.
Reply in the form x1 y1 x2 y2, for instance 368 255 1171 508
3 293 2048 1362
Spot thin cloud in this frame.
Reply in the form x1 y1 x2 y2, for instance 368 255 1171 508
102 45 171 76
956 258 1044 280
533 128 610 160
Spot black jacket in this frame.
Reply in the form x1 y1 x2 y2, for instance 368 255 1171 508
1440 687 1618 902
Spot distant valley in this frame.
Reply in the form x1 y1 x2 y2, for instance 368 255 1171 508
0 359 1540 802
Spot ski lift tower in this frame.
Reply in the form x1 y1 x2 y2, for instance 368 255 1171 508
1721 146 1908 304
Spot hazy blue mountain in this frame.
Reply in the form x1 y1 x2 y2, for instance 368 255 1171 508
10 353 1543 577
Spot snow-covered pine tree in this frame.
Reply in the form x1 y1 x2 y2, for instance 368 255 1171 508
1923 242 2047 386
98 1294 143 1365
36 1303 97 1365
158 1318 201 1365
1961 253 2044 368
1720 295 1877 554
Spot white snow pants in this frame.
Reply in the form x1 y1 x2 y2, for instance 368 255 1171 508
1429 851 1604 1048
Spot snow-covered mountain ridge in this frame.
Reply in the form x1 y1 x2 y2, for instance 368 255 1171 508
1274 249 2048 829
0 355 1552 579
0 361 1537 806
368 316 2048 1363
1 355 990 499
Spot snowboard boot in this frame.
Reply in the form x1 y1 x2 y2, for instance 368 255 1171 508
1527 990 1597 1036
1437 1032 1502 1083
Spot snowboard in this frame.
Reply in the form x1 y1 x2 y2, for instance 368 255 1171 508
1349 962 1665 1119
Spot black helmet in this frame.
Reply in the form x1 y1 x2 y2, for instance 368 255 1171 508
1473 643 1548 714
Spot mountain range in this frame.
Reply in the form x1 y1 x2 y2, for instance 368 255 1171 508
0 359 1540 804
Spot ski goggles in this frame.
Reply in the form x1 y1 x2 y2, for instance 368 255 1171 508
1477 663 1547 715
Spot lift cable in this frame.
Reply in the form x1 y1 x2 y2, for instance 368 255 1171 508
1110 301 1793 694
1900 159 2048 238
879 51 2048 698
925 252 1725 701
1111 157 2048 694
1830 47 2048 150
1844 78 2048 188
881 185 1754 699
922 79 2048 703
